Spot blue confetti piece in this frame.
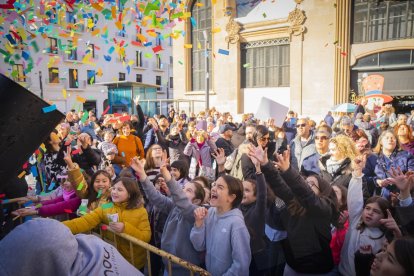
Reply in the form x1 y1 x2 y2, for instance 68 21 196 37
31 166 38 177
5 34 16 45
2 199 10 204
22 51 30 61
143 42 152 47
108 46 115 54
121 152 125 157
218 49 229 55
48 181 56 191
190 17 197 27
42 104 57 113
104 55 112 62
23 200 33 207
127 65 130 75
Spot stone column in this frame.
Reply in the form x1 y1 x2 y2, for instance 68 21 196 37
334 0 351 104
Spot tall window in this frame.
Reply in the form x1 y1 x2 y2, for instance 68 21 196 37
68 40 77 60
156 32 162 46
353 0 414 43
136 74 142 82
48 67 59 83
156 54 162 69
136 50 142 67
156 76 161 91
69 68 78 88
87 70 96 85
87 44 95 58
119 72 125 81
47 37 58 54
12 64 25 82
241 39 290 88
170 77 173 88
191 0 212 91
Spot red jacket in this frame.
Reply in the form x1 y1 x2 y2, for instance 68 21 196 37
330 219 349 265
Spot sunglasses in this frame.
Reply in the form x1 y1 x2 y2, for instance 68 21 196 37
315 136 328 141
296 123 306 128
260 137 270 141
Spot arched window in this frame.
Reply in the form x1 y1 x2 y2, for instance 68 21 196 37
191 0 212 91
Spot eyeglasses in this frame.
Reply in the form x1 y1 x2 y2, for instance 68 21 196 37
315 136 328 141
296 124 306 128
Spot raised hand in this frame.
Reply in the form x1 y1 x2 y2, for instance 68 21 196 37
247 144 268 166
12 208 37 217
274 146 290 172
160 151 172 182
380 209 402 238
212 148 226 166
387 167 411 196
352 155 366 177
130 157 146 180
133 95 140 106
194 207 208 228
63 146 75 169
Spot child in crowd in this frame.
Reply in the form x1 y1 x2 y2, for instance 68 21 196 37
170 160 191 187
184 130 217 180
339 156 402 276
12 175 81 219
63 177 151 270
63 147 112 211
190 175 251 276
97 130 118 161
330 184 349 270
131 156 206 275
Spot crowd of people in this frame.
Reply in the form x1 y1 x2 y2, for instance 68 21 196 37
1 96 414 276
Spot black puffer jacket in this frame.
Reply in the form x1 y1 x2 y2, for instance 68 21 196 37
262 163 338 274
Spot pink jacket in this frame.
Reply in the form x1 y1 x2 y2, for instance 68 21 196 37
38 193 81 217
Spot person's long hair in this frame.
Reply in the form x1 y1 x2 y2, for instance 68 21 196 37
373 130 400 154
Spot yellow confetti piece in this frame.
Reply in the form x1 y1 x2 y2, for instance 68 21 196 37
18 171 26 179
40 143 46 152
5 43 15 54
115 21 123 30
76 96 86 103
183 12 191 18
91 28 100 36
136 34 147 42
184 44 193 49
196 3 204 7
111 6 116 19
147 31 157 37
128 60 134 66
97 68 103 77
197 41 202 49
212 27 221 33
91 2 103 11
82 53 92 63
62 88 67 99
212 0 217 4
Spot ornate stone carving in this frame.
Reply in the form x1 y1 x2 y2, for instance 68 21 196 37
287 8 307 38
225 18 241 45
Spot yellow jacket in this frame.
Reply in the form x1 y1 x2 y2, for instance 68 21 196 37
63 202 151 269
68 163 111 210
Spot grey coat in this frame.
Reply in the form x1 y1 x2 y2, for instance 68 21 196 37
289 131 317 172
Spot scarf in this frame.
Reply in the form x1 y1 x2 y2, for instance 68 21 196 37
63 189 75 201
326 158 346 175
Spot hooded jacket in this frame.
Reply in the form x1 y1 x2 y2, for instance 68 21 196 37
140 177 202 275
190 207 251 276
0 218 143 276
290 131 317 172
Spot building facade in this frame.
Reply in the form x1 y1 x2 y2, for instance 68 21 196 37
0 0 174 116
172 0 414 119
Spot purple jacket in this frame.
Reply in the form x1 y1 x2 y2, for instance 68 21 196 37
38 193 81 217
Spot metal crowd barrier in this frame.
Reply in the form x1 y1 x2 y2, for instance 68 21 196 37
93 225 210 276
1 197 210 276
